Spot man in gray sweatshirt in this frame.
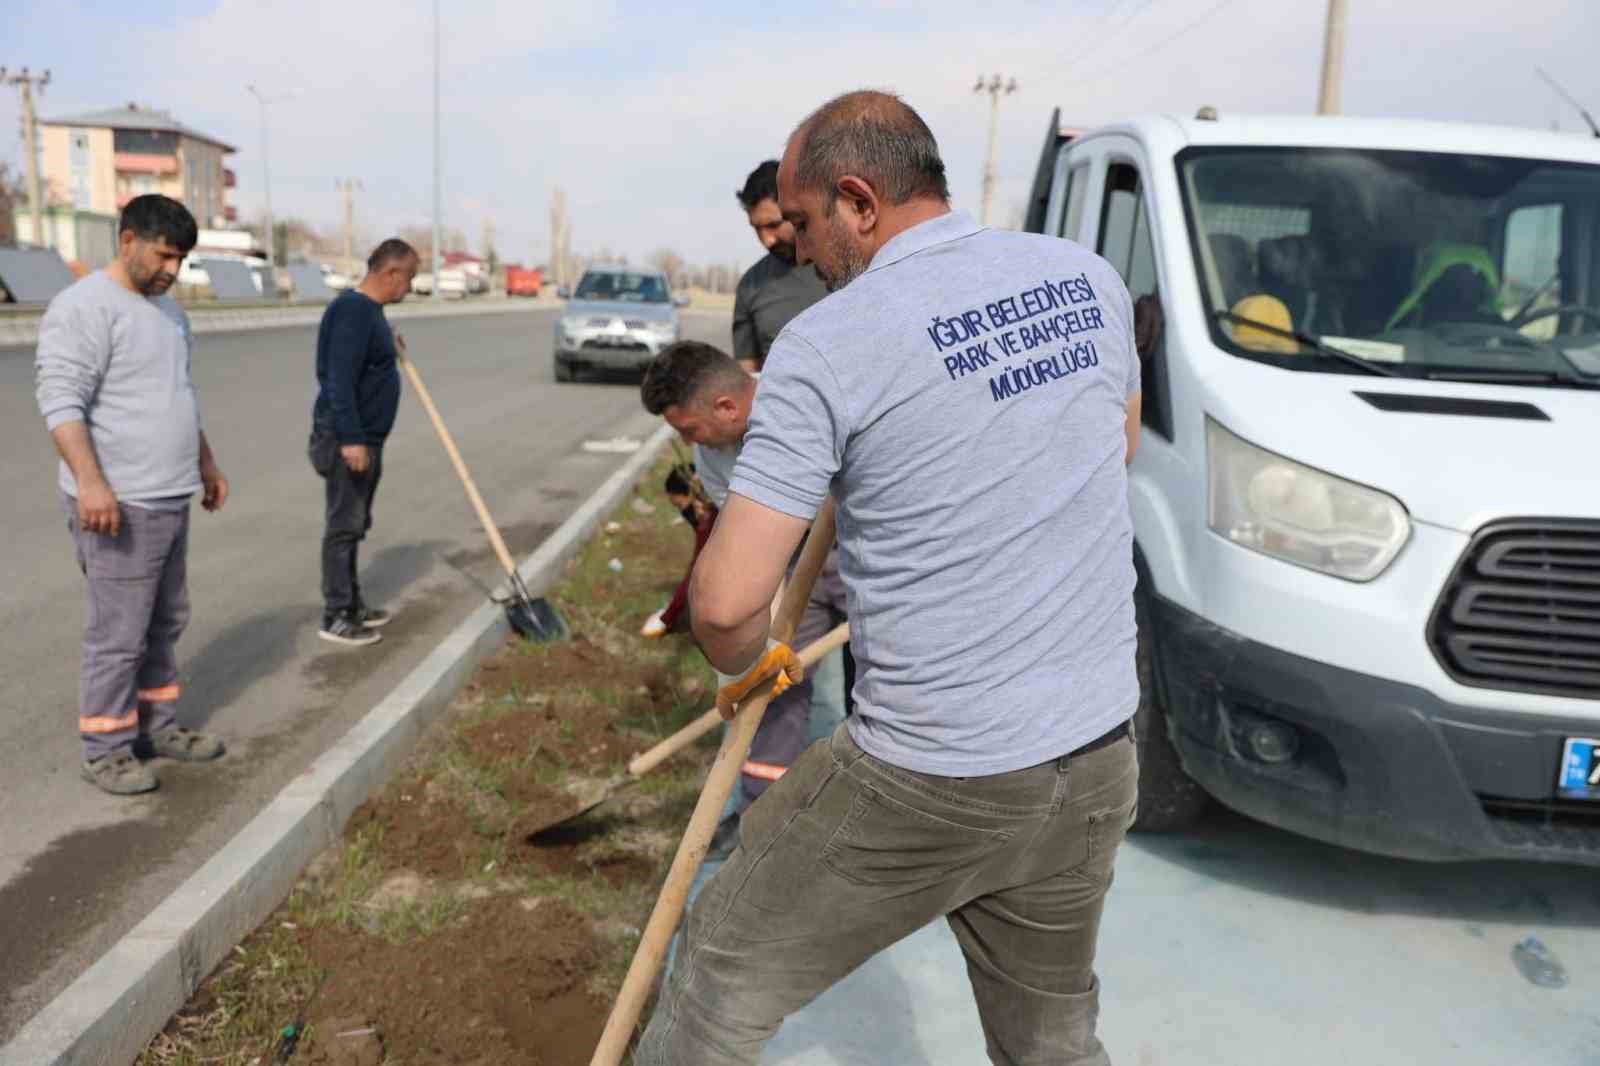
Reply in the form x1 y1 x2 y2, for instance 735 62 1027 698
35 194 229 795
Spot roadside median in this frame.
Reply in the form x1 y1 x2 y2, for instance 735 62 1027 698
0 295 553 349
0 423 678 1066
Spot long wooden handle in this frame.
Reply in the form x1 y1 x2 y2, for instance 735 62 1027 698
626 621 849 778
398 354 522 580
591 499 838 1065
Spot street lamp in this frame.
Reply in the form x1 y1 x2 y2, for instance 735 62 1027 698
245 83 296 275
431 0 442 300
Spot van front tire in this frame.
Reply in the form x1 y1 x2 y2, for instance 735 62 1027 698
1132 583 1209 832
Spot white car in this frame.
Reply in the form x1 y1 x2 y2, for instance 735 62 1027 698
1028 110 1600 865
437 267 469 298
553 268 685 381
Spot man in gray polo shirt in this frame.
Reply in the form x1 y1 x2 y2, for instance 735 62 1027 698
731 159 827 373
35 195 228 795
640 92 1141 1066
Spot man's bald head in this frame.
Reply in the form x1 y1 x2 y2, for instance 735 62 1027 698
788 90 949 213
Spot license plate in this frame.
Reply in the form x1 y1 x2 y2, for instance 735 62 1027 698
1557 737 1600 801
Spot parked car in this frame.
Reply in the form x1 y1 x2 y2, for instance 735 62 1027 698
438 267 469 299
411 272 434 296
553 268 681 381
1026 108 1600 866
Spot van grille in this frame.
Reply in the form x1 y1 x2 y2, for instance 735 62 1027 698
1428 520 1600 699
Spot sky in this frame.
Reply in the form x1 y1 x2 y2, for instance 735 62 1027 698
4 0 1599 274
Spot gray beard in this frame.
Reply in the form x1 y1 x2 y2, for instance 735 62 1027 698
822 239 870 292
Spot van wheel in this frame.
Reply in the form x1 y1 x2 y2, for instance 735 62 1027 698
554 358 576 383
1131 584 1209 832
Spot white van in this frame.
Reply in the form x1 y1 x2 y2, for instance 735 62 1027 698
1026 110 1600 864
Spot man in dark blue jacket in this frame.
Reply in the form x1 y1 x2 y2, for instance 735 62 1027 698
309 238 418 646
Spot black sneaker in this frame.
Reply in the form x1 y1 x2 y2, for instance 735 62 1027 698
319 613 382 647
354 604 393 628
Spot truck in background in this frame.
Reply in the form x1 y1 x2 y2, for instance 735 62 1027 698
506 265 544 297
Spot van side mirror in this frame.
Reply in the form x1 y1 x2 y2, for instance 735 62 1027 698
557 286 570 299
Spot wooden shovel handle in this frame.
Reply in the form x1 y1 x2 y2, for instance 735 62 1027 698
591 498 838 1065
626 621 850 778
397 353 522 581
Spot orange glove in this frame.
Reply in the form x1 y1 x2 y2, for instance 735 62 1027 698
715 642 804 720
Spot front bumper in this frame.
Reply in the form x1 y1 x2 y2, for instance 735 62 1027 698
1150 593 1600 866
556 325 676 370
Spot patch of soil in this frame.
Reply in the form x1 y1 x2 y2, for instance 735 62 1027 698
351 783 487 880
299 897 605 1066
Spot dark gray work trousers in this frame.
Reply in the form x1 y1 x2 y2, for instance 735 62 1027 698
63 496 189 760
309 425 384 624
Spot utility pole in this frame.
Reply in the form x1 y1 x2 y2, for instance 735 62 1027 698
246 83 295 266
336 177 362 261
974 74 1017 227
1317 0 1348 115
431 0 443 299
549 186 568 287
2 66 52 248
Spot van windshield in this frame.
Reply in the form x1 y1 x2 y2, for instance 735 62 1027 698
573 271 670 303
1178 146 1600 387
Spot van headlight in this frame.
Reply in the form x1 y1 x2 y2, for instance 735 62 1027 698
1207 418 1409 582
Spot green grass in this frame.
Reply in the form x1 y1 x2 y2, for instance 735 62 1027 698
138 455 713 1064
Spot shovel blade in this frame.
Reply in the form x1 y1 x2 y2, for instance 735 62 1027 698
525 774 632 839
507 595 570 642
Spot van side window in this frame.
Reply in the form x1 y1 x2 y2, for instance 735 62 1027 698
1060 162 1090 241
1098 163 1171 439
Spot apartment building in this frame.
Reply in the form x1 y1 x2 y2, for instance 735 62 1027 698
37 103 237 228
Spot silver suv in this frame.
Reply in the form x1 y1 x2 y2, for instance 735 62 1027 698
553 268 685 381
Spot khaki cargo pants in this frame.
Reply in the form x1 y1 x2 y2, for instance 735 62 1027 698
638 720 1138 1065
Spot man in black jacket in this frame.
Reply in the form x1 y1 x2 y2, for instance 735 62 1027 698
309 238 418 646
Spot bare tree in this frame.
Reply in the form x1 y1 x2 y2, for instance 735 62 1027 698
397 224 467 267
650 248 687 287
0 162 26 245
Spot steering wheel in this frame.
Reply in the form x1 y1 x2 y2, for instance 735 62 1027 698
1509 304 1600 333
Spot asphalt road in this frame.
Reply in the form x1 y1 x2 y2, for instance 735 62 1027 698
0 306 729 1037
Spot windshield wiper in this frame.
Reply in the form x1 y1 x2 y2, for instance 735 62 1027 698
1211 310 1400 377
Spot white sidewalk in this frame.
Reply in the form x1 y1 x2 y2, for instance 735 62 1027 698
766 811 1599 1066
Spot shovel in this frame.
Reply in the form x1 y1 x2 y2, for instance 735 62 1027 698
591 498 838 1066
397 346 569 642
526 620 850 838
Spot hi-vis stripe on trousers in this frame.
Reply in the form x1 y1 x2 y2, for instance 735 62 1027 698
63 496 191 760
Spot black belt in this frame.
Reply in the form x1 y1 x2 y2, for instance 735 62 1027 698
1065 720 1130 761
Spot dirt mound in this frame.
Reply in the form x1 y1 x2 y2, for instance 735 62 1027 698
300 897 605 1065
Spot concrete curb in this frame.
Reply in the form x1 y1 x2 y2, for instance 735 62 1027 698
0 423 675 1066
1 303 730 349
0 298 558 349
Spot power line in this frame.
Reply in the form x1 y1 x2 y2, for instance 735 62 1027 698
1097 0 1168 54
1065 0 1243 85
